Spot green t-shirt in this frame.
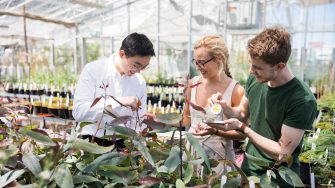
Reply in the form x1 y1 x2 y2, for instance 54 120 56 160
241 75 317 187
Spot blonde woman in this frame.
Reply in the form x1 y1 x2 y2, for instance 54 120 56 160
183 36 245 172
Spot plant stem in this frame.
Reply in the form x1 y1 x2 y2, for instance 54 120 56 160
179 118 183 181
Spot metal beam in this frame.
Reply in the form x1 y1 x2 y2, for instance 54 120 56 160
5 0 13 9
0 34 53 41
0 10 77 28
66 0 119 21
69 0 105 9
8 0 32 11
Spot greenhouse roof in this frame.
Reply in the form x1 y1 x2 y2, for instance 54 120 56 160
0 0 334 47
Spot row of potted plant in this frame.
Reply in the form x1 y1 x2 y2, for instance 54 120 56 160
299 93 335 187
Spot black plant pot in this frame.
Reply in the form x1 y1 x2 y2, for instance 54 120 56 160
300 162 311 185
68 109 73 120
58 108 68 119
48 107 59 117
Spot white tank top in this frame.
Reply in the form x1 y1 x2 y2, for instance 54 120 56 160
188 75 238 161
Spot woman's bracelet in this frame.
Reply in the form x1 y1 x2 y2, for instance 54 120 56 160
212 128 219 135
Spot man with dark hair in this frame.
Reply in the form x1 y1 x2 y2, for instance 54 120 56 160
208 27 317 187
73 32 155 148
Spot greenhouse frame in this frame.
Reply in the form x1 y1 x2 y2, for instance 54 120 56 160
0 0 334 187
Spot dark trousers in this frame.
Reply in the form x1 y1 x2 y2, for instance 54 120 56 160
81 135 125 151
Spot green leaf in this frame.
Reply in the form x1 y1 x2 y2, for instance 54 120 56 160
183 163 194 184
0 145 18 163
68 128 78 142
189 159 204 165
70 138 114 154
149 148 169 162
156 113 182 124
159 182 164 188
223 177 241 188
278 166 305 187
260 174 272 188
83 152 120 172
0 169 25 188
104 183 118 188
21 125 39 130
16 183 37 188
176 179 186 188
163 146 181 173
150 126 177 133
133 139 155 167
98 166 135 185
248 176 260 183
79 122 95 128
270 171 277 179
110 125 137 138
73 175 100 184
22 152 42 177
54 164 73 188
20 129 56 146
100 165 131 172
186 133 210 171
244 152 269 167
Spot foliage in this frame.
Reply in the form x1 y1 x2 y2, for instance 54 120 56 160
299 99 335 185
0 81 306 187
317 94 335 113
86 42 101 64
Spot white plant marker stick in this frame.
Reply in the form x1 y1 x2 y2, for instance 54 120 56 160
220 175 227 188
325 148 328 161
310 172 315 188
249 180 255 188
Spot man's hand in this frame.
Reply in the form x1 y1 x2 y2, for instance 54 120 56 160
120 96 141 111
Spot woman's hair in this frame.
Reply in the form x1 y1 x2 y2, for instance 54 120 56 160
194 36 232 78
247 27 291 66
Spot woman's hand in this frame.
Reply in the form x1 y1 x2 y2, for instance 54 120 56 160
193 122 217 136
207 118 243 131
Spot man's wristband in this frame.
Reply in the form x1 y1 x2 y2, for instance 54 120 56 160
236 123 247 134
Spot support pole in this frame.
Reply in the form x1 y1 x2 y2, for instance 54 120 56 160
300 1 310 80
74 26 79 74
187 0 193 76
81 37 87 70
127 0 130 34
156 0 160 76
23 6 29 83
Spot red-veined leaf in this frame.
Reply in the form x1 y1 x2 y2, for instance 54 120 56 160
7 97 13 103
104 105 120 118
108 95 126 107
139 176 161 186
174 83 185 87
90 96 102 108
142 119 166 130
109 115 132 125
189 101 206 114
189 82 202 88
